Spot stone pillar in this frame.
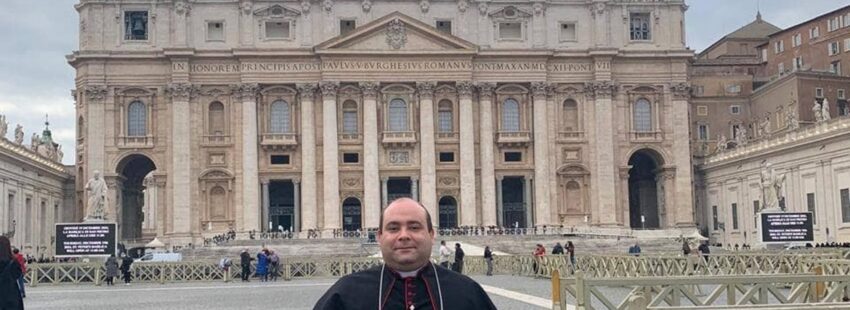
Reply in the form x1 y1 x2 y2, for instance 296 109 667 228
619 167 631 226
457 81 477 226
154 173 168 237
261 180 270 231
382 177 389 208
411 177 419 201
83 86 108 183
478 83 497 227
172 1 190 47
588 80 619 226
167 83 197 238
531 82 552 227
293 179 301 233
297 83 318 232
417 82 437 224
321 82 341 233
237 83 260 232
496 176 503 227
671 83 695 227
360 82 381 229
531 2 546 48
300 1 313 47
238 1 254 47
523 177 533 228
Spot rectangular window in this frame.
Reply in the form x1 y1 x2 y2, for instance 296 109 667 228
810 26 820 39
844 13 850 27
807 193 816 225
266 21 291 39
270 155 290 165
438 111 453 132
730 105 741 115
829 17 840 31
753 200 759 226
761 48 768 62
829 42 840 56
793 56 803 70
124 11 149 41
731 203 739 230
629 13 651 41
698 124 709 140
774 40 784 54
712 205 719 231
841 188 850 223
778 62 785 74
342 111 358 134
839 89 845 99
436 20 452 34
342 153 359 164
726 84 741 94
792 34 802 47
207 21 224 41
559 23 577 41
845 38 850 52
439 152 455 163
504 152 522 162
499 22 522 40
816 88 824 98
697 105 708 116
340 19 356 36
831 61 841 75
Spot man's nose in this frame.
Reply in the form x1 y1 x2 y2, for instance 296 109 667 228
397 227 412 240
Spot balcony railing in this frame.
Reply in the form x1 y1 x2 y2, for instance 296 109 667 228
202 134 232 145
557 131 585 142
117 135 155 148
261 133 299 150
436 131 459 141
496 131 532 146
629 131 664 142
338 132 362 144
382 131 417 146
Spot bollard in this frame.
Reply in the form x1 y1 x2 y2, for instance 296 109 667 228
627 291 648 310
95 267 102 286
29 266 37 288
224 267 230 283
575 271 588 310
551 269 560 310
814 265 825 300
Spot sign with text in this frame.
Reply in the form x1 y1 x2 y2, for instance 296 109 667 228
760 212 813 244
55 223 117 257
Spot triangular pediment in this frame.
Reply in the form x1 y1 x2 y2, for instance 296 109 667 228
253 4 302 18
315 12 477 55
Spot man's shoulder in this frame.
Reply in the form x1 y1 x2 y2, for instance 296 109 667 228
332 265 383 288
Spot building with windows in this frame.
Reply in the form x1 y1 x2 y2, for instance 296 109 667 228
70 0 695 245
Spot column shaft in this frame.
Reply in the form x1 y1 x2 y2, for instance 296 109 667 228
261 182 270 231
591 83 618 226
458 82 477 226
382 178 389 208
496 178 503 227
294 180 301 233
478 83 497 227
168 83 195 237
417 82 438 226
321 82 341 232
298 84 318 231
361 83 381 229
412 178 419 201
672 94 695 227
531 83 551 227
523 178 532 228
239 84 260 232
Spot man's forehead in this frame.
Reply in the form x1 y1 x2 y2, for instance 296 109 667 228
382 200 427 223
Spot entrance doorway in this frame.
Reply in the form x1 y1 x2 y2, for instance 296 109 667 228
438 196 458 229
628 150 662 229
501 177 527 228
387 178 412 203
269 180 295 232
342 197 362 231
116 154 156 241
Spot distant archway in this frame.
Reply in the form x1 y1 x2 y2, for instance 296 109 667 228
342 197 362 231
116 154 156 240
628 149 664 229
438 196 458 229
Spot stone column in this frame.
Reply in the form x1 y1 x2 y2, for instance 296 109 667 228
297 83 318 232
261 180 270 231
382 177 389 208
417 82 437 224
360 82 381 229
588 80 619 226
619 167 631 226
531 82 552 227
523 177 533 228
671 83 695 227
83 86 108 182
153 173 168 237
293 179 301 233
457 81 477 226
411 177 419 201
321 82 341 233
496 176 503 227
478 83 498 227
167 83 197 238
237 83 260 232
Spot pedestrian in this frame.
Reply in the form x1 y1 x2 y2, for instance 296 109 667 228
268 250 280 281
0 237 23 310
314 198 497 309
240 249 253 282
439 240 452 269
628 243 641 256
552 242 564 255
453 243 465 274
566 241 576 268
120 254 134 285
12 248 25 298
682 239 691 256
105 254 119 286
532 244 545 275
256 249 269 282
698 241 711 262
484 246 494 276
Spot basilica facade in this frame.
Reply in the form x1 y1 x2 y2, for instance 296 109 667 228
70 0 694 243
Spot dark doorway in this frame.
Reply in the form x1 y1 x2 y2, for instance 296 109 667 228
342 197 362 231
269 181 295 232
387 178 412 203
628 150 662 229
501 177 527 228
438 196 458 229
117 154 156 241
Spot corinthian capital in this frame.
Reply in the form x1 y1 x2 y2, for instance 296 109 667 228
531 82 551 98
416 82 436 100
296 83 317 100
167 83 198 101
84 85 108 103
585 80 618 99
456 81 474 98
320 81 339 97
359 82 379 99
476 82 496 100
671 82 691 100
231 83 258 100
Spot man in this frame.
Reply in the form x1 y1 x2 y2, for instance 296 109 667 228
552 242 564 255
483 246 494 276
453 243 465 274
439 240 452 268
239 249 253 282
698 241 711 262
12 248 25 298
628 243 641 256
314 198 496 310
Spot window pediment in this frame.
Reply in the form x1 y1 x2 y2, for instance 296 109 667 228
199 168 234 180
496 84 528 94
489 6 532 20
260 86 297 96
253 4 302 18
116 87 155 98
381 84 415 94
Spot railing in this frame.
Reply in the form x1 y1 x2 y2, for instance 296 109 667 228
117 135 155 148
260 133 298 149
436 131 459 140
630 131 664 141
202 134 231 145
496 131 532 146
558 131 585 141
381 131 417 145
338 133 361 143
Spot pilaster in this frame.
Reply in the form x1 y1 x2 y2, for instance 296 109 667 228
531 82 551 227
321 81 341 232
417 82 438 225
671 83 695 227
457 81 477 226
360 82 381 229
297 83 318 232
478 83 497 227
167 82 198 237
236 83 260 232
588 80 619 226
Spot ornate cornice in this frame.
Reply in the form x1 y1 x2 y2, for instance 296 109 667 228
531 82 550 98
296 83 317 100
416 82 436 100
477 82 496 100
167 83 198 101
84 85 108 103
359 82 380 99
320 81 339 97
231 83 259 100
456 81 474 98
671 82 691 100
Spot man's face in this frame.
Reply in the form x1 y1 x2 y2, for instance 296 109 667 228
378 199 434 272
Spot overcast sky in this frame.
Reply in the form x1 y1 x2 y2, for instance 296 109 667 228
1 0 848 165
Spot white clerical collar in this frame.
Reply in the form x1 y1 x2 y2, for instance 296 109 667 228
398 266 425 278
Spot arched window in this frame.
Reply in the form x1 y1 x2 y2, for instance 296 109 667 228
208 101 225 135
502 98 520 132
563 99 578 131
438 100 453 132
127 100 146 136
342 100 358 134
270 100 291 133
210 186 226 220
388 98 408 131
633 99 652 132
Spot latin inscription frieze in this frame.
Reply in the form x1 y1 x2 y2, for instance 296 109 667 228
180 60 603 74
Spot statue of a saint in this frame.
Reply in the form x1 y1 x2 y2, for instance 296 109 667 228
813 100 825 123
760 162 786 212
785 108 799 130
822 98 831 121
758 115 770 139
716 134 727 152
736 126 748 146
13 124 23 145
30 133 40 151
0 115 7 139
85 170 109 221
55 145 64 162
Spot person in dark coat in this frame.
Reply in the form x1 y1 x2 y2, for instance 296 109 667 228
240 249 254 282
484 246 494 276
0 236 24 310
120 255 134 285
314 198 496 310
552 242 564 255
453 243 465 274
105 254 119 286
256 249 269 282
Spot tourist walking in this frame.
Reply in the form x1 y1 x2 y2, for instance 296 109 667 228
104 254 119 286
0 236 24 310
552 242 564 255
484 246 494 276
240 249 253 282
12 247 25 298
566 241 576 268
268 250 280 281
453 243 465 274
120 255 134 285
256 249 269 282
439 240 452 269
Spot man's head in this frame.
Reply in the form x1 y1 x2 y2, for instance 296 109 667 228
440 240 445 246
378 198 435 272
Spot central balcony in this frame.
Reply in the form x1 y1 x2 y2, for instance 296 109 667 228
117 135 155 149
496 131 531 147
629 131 664 142
261 133 299 151
382 131 417 147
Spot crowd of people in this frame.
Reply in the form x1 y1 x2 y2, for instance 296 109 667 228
235 248 281 282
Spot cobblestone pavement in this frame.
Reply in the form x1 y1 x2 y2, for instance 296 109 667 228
24 275 554 310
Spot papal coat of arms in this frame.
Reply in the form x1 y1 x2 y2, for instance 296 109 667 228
386 19 407 49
